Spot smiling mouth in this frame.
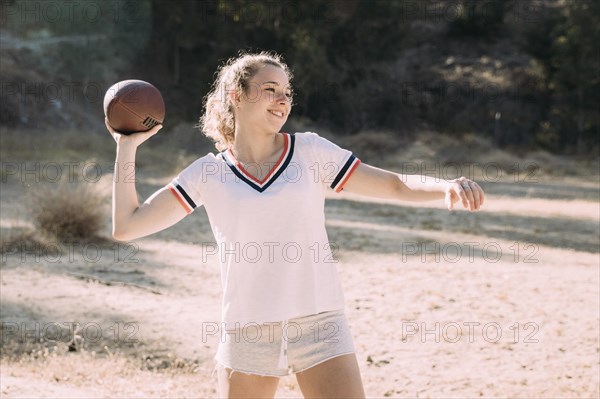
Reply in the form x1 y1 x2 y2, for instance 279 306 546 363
268 110 285 118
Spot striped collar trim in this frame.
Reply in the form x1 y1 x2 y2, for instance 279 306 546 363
222 133 295 193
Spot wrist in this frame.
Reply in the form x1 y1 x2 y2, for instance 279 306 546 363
441 179 452 193
116 140 138 153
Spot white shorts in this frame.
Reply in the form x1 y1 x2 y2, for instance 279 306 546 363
213 309 356 377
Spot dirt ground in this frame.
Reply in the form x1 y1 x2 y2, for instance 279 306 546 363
1 147 599 398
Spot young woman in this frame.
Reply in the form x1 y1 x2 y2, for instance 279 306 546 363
106 51 484 398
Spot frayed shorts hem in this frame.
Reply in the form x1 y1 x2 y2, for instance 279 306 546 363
293 350 356 374
212 360 287 378
212 351 356 378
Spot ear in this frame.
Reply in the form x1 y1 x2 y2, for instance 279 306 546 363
228 91 240 108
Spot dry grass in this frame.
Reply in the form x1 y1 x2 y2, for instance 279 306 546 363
26 180 110 243
1 349 216 398
0 333 199 374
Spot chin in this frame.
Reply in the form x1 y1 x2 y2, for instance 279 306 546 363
279 117 288 128
269 121 286 131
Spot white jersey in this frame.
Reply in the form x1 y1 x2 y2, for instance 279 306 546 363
169 132 361 326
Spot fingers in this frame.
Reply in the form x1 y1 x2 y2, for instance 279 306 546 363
104 118 163 145
105 117 116 134
459 177 478 211
144 123 163 137
455 176 473 208
132 124 163 145
450 177 485 212
471 184 481 209
472 181 485 207
105 117 120 143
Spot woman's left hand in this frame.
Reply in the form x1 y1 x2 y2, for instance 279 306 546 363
444 176 485 211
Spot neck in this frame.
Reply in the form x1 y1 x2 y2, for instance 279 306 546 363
231 128 281 164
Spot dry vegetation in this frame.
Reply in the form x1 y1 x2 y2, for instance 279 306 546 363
27 180 109 242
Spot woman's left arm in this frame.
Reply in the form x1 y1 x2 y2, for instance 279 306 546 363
342 163 485 211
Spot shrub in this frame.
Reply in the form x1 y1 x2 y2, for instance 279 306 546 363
28 179 109 242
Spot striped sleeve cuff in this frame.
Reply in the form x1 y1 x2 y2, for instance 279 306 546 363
169 181 197 214
330 155 361 193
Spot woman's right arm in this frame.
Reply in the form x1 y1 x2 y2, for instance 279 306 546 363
108 119 190 241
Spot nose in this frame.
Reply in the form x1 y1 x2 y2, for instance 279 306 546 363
275 90 290 104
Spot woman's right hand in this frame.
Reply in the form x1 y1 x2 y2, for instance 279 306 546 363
105 117 163 147
107 116 188 241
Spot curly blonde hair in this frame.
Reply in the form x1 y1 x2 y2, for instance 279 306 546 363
199 51 293 152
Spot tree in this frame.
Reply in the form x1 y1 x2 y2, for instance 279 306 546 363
549 0 600 153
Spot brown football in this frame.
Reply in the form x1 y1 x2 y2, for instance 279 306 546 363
103 80 165 134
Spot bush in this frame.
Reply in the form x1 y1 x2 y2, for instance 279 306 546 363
28 179 109 242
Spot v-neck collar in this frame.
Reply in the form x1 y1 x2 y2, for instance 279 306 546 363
222 133 295 193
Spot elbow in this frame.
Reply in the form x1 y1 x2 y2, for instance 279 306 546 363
112 226 136 242
112 229 126 242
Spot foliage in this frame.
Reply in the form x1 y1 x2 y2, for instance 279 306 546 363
1 0 598 154
516 0 600 153
447 0 514 37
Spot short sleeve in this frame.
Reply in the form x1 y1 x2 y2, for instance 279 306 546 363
169 158 205 214
304 132 361 193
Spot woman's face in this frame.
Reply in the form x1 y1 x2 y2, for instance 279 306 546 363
234 64 293 133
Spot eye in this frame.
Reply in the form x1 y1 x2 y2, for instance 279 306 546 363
265 88 275 92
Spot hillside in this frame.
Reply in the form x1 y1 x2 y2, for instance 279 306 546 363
1 0 598 156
